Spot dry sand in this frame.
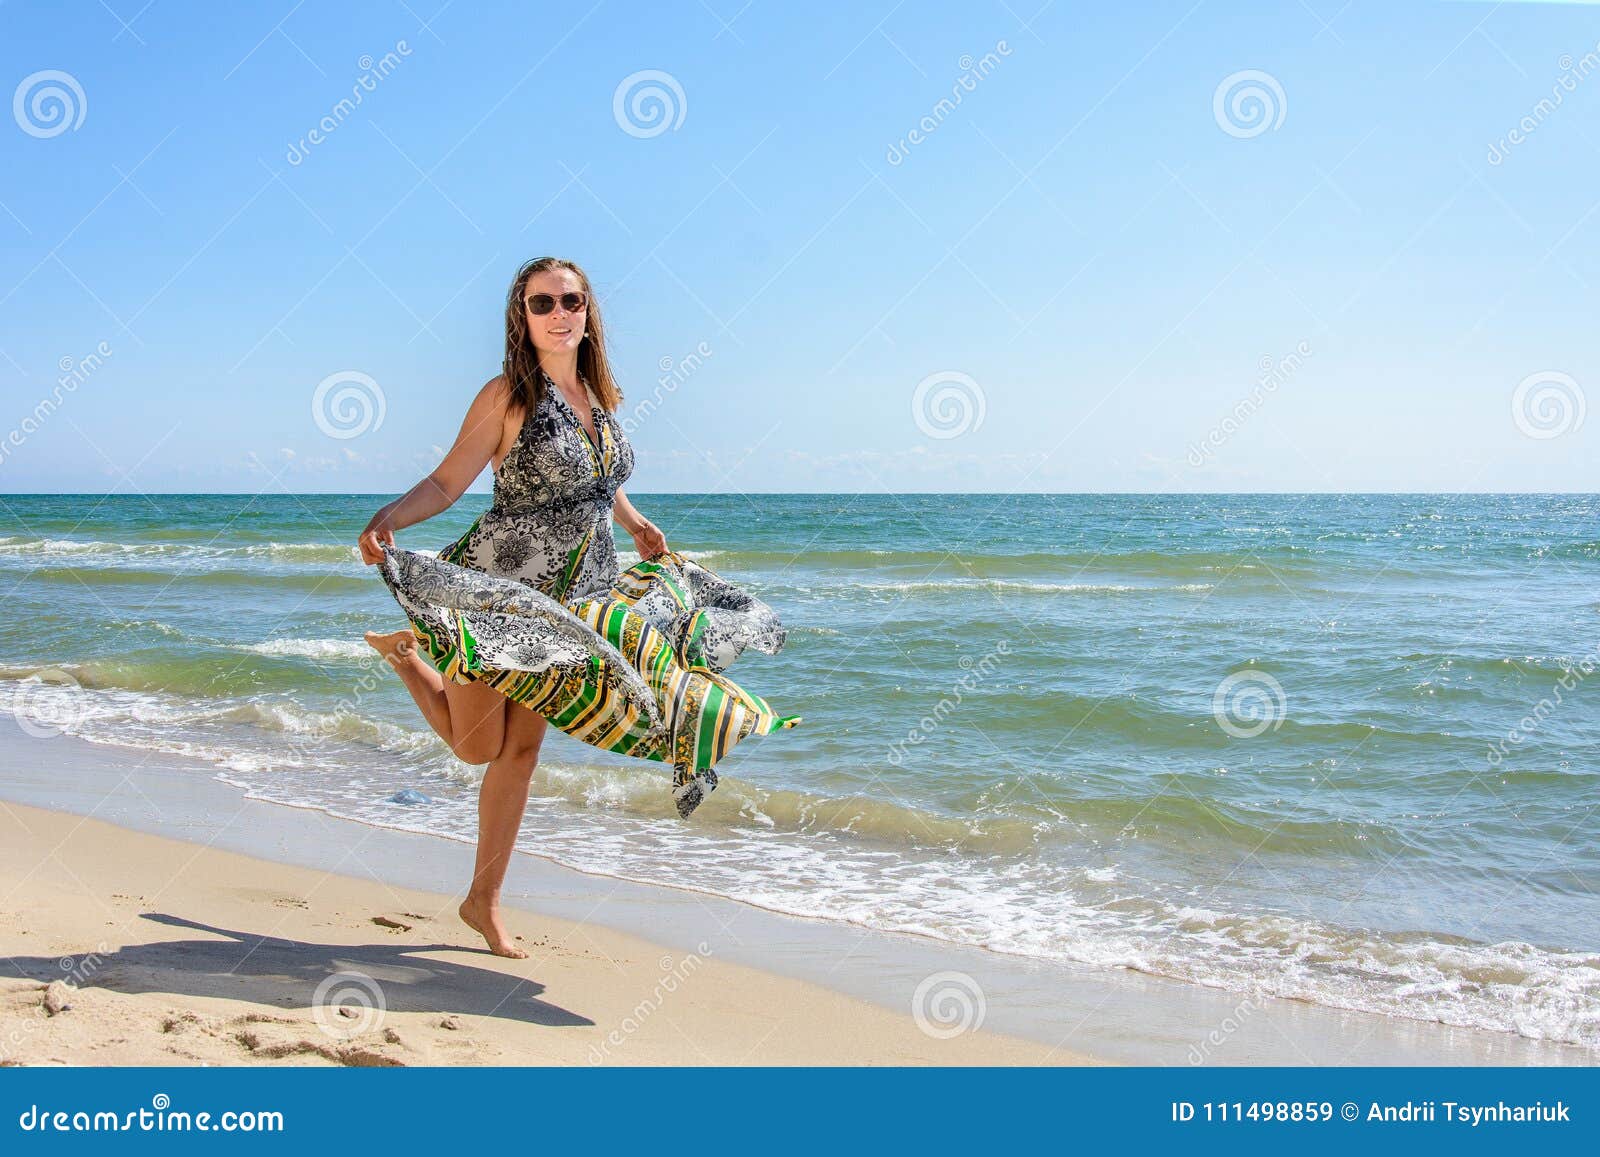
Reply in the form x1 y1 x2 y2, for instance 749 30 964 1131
0 801 1086 1066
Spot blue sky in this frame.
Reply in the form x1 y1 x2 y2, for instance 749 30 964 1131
2 0 1597 493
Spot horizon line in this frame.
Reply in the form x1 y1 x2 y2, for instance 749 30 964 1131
4 490 1599 499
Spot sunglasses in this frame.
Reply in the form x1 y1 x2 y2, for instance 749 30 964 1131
524 292 588 315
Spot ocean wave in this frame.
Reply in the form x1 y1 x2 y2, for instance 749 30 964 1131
2 666 1597 1052
0 537 359 564
0 670 1405 859
851 579 1214 596
618 548 720 565
108 618 187 638
672 546 1328 579
1 535 723 576
0 673 442 762
27 566 372 594
0 646 386 699
230 638 373 662
1397 651 1599 678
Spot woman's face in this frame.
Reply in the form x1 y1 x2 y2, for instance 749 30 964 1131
522 267 588 357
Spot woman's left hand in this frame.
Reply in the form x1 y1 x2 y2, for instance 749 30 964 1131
630 519 669 560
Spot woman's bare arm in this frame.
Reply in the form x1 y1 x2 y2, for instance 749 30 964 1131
357 377 511 564
614 488 668 559
612 488 646 535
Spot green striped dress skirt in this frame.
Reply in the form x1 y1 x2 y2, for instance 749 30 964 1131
378 540 800 818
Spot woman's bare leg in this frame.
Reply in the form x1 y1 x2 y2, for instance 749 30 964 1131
365 629 506 762
460 701 549 957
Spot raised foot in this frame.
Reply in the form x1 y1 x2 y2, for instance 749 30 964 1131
365 629 417 668
458 896 527 959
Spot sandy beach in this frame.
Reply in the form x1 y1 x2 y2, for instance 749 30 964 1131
0 722 1585 1067
0 800 1076 1067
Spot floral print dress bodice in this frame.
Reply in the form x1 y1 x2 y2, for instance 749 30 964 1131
445 369 635 603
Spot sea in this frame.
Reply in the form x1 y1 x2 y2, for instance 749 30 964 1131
1 492 1596 1050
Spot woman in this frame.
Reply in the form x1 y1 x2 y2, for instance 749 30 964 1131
358 256 798 957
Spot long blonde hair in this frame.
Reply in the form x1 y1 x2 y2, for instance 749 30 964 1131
501 256 622 414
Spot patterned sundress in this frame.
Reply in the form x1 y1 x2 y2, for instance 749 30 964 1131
377 369 799 817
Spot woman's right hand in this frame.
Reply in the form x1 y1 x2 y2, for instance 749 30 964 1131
358 515 395 565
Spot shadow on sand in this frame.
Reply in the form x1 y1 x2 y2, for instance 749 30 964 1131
6 912 592 1028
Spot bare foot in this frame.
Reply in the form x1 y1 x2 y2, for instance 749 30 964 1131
365 629 417 669
459 895 527 959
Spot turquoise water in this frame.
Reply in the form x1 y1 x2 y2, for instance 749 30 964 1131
1 492 1597 1047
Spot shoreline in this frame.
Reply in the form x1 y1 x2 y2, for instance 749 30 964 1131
0 721 1589 1066
0 800 1071 1066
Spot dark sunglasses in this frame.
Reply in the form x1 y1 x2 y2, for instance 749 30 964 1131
524 292 588 315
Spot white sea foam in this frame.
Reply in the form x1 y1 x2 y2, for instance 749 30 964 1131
232 638 372 661
0 537 358 564
110 619 186 638
3 671 1596 1053
617 548 722 566
852 579 1214 595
